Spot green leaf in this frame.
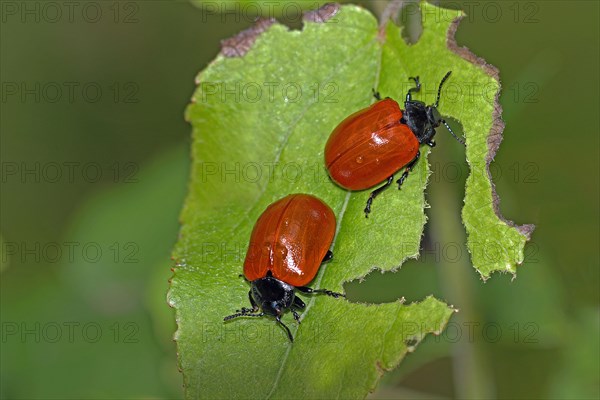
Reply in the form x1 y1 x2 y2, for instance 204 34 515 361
169 1 532 397
435 13 535 278
381 2 534 278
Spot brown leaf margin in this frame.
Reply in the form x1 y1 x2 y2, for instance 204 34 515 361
303 2 340 23
220 18 275 58
446 15 535 239
220 3 340 58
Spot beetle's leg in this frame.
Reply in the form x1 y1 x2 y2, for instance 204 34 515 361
406 76 421 102
372 88 381 100
291 309 301 324
276 316 294 342
427 140 436 147
293 296 306 310
397 150 421 189
364 175 394 218
249 290 258 308
322 250 333 263
296 285 345 299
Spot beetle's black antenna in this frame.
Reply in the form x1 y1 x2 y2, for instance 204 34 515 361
276 316 294 342
433 71 464 146
434 71 452 107
441 119 465 146
223 311 264 321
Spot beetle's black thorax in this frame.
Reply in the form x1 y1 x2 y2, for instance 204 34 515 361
251 275 295 317
402 100 441 145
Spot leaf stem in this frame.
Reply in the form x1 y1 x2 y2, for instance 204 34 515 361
429 144 496 398
371 0 391 20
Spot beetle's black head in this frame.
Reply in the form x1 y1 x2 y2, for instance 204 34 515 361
402 100 436 144
250 272 295 317
403 71 465 146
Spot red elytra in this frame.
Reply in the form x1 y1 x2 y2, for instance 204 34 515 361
324 98 418 191
243 193 336 287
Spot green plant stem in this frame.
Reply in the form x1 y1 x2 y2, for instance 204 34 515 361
429 145 496 398
370 0 391 20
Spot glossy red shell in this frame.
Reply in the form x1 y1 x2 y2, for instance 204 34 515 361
324 98 420 190
243 194 336 287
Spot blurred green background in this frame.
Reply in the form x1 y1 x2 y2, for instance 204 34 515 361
1 1 598 399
